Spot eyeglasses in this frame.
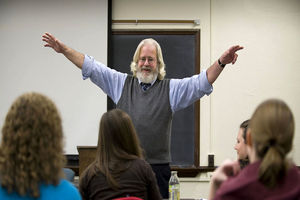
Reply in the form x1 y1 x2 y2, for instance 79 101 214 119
138 57 156 64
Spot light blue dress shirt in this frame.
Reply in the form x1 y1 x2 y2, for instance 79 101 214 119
82 55 213 112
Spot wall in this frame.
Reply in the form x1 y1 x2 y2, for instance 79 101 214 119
210 0 300 166
112 0 300 199
0 0 108 154
0 0 299 199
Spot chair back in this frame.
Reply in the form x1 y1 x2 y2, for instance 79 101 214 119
63 168 75 182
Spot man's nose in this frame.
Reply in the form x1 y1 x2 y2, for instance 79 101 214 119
144 59 150 65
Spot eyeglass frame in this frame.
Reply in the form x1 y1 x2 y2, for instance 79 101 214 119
138 56 157 64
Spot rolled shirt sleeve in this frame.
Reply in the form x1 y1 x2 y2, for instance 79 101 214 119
169 69 213 112
82 55 127 104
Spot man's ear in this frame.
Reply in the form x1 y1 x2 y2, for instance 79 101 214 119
246 129 252 147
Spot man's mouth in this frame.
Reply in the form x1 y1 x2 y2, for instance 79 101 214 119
141 67 151 73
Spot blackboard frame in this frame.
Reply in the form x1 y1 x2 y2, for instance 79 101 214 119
107 30 203 176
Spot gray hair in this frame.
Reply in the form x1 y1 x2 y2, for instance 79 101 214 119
130 38 166 80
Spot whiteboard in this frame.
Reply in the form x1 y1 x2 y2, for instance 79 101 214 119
0 0 108 154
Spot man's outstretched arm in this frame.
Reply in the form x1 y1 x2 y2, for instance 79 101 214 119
42 32 84 69
207 45 244 84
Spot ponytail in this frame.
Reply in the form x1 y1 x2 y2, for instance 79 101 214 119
250 99 294 188
257 140 287 188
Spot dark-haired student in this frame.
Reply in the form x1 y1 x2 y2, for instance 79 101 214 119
234 119 250 169
209 99 300 200
79 109 162 200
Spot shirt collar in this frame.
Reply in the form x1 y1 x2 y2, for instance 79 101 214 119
138 78 157 86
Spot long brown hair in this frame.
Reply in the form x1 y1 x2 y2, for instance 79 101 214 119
240 119 250 143
238 119 250 169
250 99 294 188
81 109 143 190
0 92 65 197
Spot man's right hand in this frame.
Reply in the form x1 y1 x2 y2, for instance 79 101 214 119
42 32 84 69
42 32 66 54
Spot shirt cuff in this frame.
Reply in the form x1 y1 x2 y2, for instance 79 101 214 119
82 54 93 80
201 69 213 95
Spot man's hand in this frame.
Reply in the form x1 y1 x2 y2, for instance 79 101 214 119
219 45 244 65
42 32 84 69
42 32 66 54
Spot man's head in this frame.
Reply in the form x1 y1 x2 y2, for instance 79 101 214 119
130 38 166 83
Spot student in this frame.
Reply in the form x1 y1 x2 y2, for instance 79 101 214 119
79 109 162 200
209 99 300 200
0 92 81 199
234 119 250 169
42 32 243 198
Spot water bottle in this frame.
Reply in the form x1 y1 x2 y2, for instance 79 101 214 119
169 171 180 200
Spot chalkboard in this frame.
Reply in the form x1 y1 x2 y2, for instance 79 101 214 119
107 30 200 169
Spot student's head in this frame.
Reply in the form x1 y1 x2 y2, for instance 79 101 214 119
95 109 143 189
234 119 250 160
248 99 294 188
98 108 143 159
130 38 166 83
0 92 65 197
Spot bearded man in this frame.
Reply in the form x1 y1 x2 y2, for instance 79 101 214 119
42 33 243 198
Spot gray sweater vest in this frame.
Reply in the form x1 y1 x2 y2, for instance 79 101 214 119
117 75 173 164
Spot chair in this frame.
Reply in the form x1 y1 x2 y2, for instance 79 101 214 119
63 168 75 182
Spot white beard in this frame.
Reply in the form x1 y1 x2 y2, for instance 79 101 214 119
136 67 158 83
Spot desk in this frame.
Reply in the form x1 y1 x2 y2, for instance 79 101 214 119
77 146 97 176
76 146 215 177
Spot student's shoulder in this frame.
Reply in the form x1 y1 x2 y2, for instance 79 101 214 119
132 158 150 166
58 179 78 189
40 179 81 200
131 159 154 175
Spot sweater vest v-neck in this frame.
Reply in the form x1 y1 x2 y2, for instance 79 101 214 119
117 75 173 164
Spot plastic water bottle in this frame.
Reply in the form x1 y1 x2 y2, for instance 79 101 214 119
169 171 180 200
